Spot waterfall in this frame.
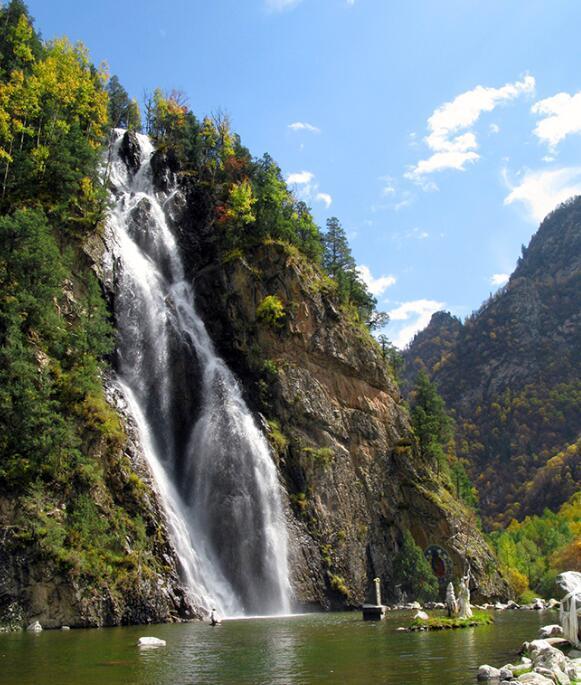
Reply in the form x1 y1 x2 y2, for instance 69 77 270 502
104 130 291 617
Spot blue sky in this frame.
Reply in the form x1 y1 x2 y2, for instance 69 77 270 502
26 0 581 346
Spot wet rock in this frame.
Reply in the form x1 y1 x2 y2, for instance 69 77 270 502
26 621 42 632
119 130 141 175
150 148 179 192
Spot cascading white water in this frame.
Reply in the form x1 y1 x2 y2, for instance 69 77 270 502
104 129 291 617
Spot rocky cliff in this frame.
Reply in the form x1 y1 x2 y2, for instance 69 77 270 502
0 132 508 631
153 137 508 606
404 198 581 528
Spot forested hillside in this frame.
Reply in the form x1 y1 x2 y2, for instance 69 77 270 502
404 198 581 529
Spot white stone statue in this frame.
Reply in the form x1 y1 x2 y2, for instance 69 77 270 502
457 569 473 619
446 582 458 617
557 571 581 648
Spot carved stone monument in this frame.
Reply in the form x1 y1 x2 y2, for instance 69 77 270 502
457 570 472 619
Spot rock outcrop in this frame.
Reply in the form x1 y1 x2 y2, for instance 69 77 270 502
181 232 507 605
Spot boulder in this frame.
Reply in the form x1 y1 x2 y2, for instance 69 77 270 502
119 131 142 175
499 666 513 679
532 598 545 610
478 665 501 680
517 673 554 684
137 636 166 648
539 624 564 638
26 621 42 632
529 640 570 677
414 611 429 621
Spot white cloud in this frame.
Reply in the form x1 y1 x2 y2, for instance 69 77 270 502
288 121 321 134
407 75 535 182
286 170 332 208
489 123 500 134
390 227 430 243
532 91 581 151
357 265 396 296
503 166 581 223
406 150 479 178
380 175 396 196
286 170 314 185
387 299 445 349
315 192 332 208
490 273 509 286
265 0 303 11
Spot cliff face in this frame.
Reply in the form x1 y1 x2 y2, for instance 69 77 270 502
176 225 506 603
0 134 507 631
404 199 581 527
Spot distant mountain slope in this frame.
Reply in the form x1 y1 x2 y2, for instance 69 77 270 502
404 197 581 528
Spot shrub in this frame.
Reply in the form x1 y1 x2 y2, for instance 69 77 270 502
266 419 288 452
256 295 285 328
329 573 350 598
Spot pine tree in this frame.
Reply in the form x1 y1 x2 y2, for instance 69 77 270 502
126 97 142 132
393 530 439 601
411 370 454 471
106 74 130 128
323 216 353 278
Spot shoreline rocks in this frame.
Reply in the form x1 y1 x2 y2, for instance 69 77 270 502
477 635 581 683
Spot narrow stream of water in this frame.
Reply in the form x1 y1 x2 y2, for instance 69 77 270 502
0 611 549 685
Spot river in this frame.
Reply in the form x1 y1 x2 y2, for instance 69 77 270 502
0 610 549 684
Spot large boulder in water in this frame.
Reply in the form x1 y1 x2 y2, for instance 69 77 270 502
137 636 166 647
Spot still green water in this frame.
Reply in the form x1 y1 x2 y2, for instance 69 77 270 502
0 610 548 685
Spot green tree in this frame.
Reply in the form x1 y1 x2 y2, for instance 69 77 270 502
106 74 130 128
322 216 352 279
393 529 439 601
126 97 142 131
411 370 454 472
0 1 41 77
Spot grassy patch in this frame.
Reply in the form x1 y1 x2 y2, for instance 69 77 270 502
303 446 334 467
408 610 493 631
266 419 288 452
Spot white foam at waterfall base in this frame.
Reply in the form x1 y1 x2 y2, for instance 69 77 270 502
104 129 291 618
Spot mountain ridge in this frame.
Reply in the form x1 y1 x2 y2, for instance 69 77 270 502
404 197 581 527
